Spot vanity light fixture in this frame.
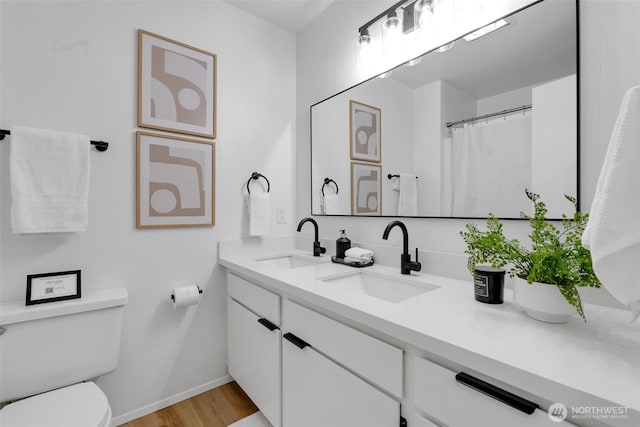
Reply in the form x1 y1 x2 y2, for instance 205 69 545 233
463 19 508 41
453 1 484 25
356 0 491 72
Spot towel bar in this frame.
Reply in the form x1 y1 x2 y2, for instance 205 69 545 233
388 174 418 179
322 178 339 196
0 129 109 152
247 172 270 193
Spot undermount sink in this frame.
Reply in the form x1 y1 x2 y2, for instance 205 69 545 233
256 254 326 269
319 271 437 303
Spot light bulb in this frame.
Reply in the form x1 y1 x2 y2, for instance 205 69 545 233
414 0 434 30
436 41 455 52
383 11 403 48
405 57 422 66
357 30 374 66
463 19 508 41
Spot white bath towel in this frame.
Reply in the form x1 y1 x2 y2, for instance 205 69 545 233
345 247 374 260
249 192 271 236
582 86 640 321
323 193 340 215
10 126 90 233
398 173 418 216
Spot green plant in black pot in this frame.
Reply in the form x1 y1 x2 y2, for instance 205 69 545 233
460 189 600 321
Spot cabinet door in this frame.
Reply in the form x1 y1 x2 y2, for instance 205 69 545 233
282 332 399 427
228 298 281 427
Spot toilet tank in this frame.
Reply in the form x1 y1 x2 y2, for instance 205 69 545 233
0 287 128 403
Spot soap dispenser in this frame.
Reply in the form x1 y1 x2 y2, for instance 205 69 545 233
336 229 351 259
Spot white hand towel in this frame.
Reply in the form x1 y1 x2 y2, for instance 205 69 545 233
10 126 90 233
324 194 340 215
582 86 640 320
345 247 374 260
398 173 418 216
390 176 400 191
249 192 271 236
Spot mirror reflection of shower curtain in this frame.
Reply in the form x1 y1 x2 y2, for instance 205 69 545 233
450 115 532 217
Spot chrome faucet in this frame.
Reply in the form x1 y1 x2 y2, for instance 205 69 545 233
382 220 421 275
296 217 326 257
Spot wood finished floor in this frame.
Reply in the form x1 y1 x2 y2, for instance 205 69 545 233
120 381 258 427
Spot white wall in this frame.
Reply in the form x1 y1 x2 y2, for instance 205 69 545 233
311 76 414 216
413 81 442 216
0 0 295 423
532 74 578 217
296 0 640 309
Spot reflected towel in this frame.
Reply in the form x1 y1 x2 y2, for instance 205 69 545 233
582 86 640 321
324 193 340 215
249 192 271 236
398 173 418 216
10 126 90 233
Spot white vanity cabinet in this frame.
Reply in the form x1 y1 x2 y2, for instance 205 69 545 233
414 356 575 426
227 273 281 427
281 300 402 427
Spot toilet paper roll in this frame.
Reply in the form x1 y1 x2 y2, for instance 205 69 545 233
171 285 202 309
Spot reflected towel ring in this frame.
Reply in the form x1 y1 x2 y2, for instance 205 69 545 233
322 178 339 197
247 172 270 194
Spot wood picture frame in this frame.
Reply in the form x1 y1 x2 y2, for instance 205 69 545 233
138 29 217 139
137 131 215 228
349 100 381 163
26 270 81 306
350 161 382 215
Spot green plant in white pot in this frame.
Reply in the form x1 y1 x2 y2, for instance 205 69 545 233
460 189 601 322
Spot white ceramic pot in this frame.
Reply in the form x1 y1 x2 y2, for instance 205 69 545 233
513 277 574 323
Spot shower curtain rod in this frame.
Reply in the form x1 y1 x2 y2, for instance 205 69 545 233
445 104 532 128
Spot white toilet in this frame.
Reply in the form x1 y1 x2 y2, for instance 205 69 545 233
0 287 128 427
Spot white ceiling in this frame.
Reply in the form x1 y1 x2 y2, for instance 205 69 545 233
222 0 336 33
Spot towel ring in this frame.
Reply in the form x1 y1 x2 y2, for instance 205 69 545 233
247 172 270 194
321 178 339 197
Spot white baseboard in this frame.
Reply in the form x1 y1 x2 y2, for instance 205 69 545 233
111 374 233 426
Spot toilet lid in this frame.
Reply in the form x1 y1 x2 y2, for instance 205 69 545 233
0 382 110 427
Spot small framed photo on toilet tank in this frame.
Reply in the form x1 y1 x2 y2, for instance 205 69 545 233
26 270 81 306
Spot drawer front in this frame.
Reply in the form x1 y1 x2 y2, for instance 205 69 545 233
283 300 403 398
227 273 280 324
414 356 570 426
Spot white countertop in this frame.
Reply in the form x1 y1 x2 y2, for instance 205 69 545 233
219 238 640 424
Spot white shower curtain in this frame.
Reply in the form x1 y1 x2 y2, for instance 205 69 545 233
450 115 532 217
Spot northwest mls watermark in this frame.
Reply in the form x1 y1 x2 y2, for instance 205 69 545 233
548 403 629 422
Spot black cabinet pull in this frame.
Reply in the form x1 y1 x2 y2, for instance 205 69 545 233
283 332 310 350
257 318 279 331
455 372 539 415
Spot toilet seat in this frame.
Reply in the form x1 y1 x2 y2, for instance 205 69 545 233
0 382 111 427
